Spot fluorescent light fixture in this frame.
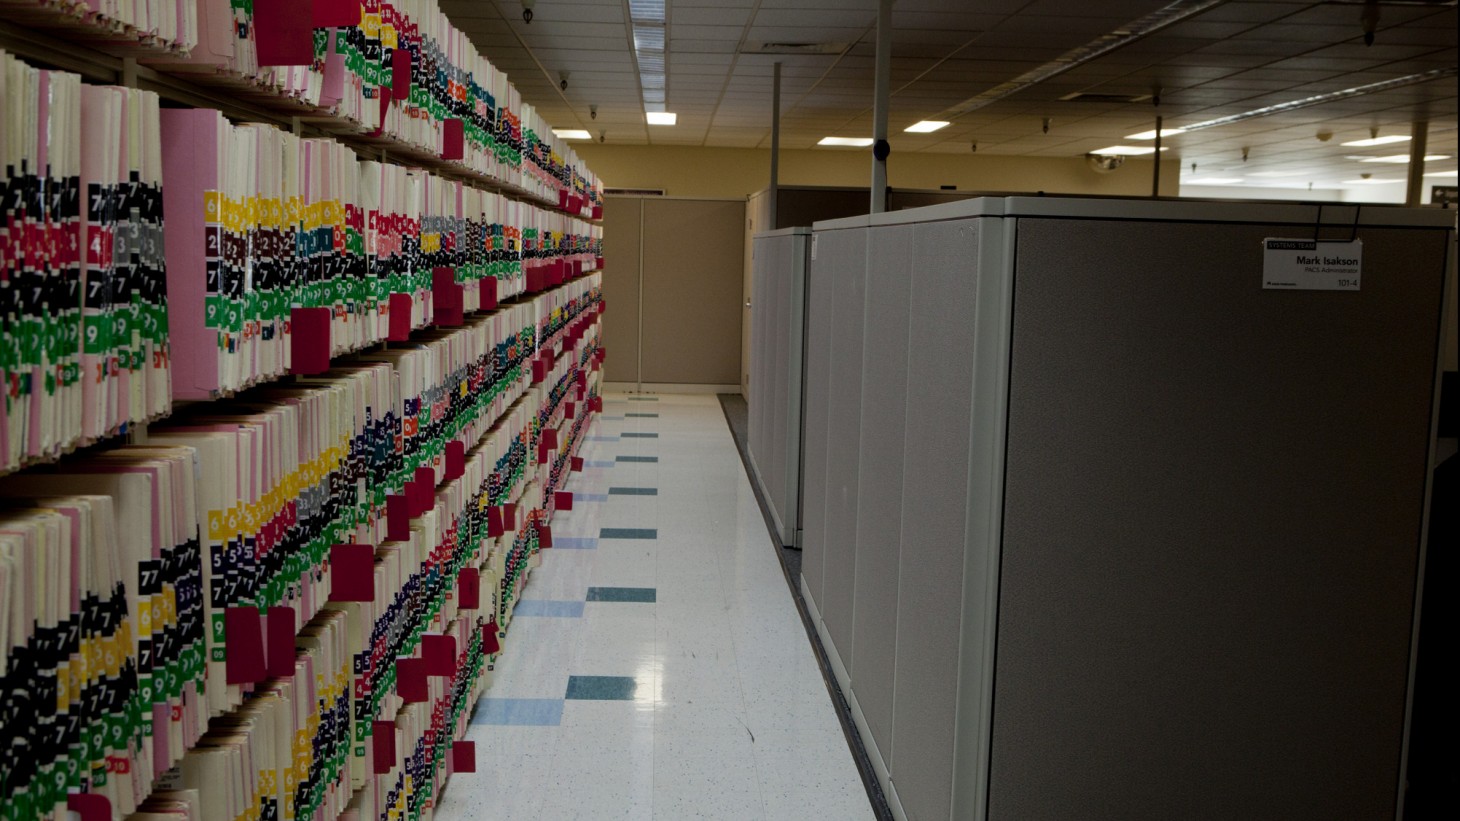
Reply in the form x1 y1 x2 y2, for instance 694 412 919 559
1359 154 1450 163
1089 145 1167 156
1423 169 1459 178
819 137 874 147
1340 134 1411 147
1127 128 1186 140
905 120 950 133
553 129 591 140
1180 67 1456 134
646 112 677 125
1185 177 1244 185
1249 170 1309 177
1342 178 1401 184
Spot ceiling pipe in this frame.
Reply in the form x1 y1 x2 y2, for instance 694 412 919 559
1405 121 1429 207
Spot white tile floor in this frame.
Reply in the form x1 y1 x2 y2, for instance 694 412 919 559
435 393 873 820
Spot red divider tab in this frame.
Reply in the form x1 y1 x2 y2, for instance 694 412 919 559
442 119 465 160
595 254 605 268
483 622 502 654
589 396 604 413
504 503 518 530
406 479 431 517
367 86 391 138
458 568 481 610
597 300 607 315
542 427 559 451
558 189 570 210
225 607 267 685
453 741 477 773
266 606 297 678
432 268 463 327
486 505 504 538
572 456 584 472
372 721 395 774
313 0 360 26
593 206 603 220
391 48 412 96
388 292 412 341
422 634 457 677
537 441 551 464
555 491 574 511
387 494 411 541
415 465 435 490
67 794 111 821
329 544 375 602
255 0 315 66
397 658 429 703
531 357 547 385
538 524 554 549
480 277 498 310
445 440 465 481
564 401 575 420
290 307 331 375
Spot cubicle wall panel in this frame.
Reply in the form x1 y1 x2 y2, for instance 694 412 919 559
640 199 746 385
749 234 781 482
851 223 915 759
602 197 644 383
769 236 793 533
989 218 1447 819
801 234 836 608
816 227 870 669
895 216 985 821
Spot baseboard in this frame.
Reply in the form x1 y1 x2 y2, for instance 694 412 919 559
603 381 742 394
803 575 909 821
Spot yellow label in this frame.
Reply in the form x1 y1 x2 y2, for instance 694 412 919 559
381 24 397 50
56 661 71 712
209 510 225 542
204 192 221 223
149 594 164 636
138 598 154 635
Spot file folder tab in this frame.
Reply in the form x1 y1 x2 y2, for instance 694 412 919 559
330 544 376 602
458 568 481 610
423 633 458 677
225 607 268 685
255 0 315 66
373 720 396 774
555 491 574 511
453 741 477 773
267 606 298 677
388 293 413 341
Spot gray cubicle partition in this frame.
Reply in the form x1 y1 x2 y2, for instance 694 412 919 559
747 228 810 546
800 196 1454 821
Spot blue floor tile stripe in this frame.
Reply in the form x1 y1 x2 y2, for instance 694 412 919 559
616 455 658 463
588 435 620 442
586 460 616 468
513 600 586 617
600 527 658 540
573 493 609 502
552 537 599 549
471 698 565 726
565 676 641 700
627 396 659 402
621 432 659 438
587 587 657 603
608 487 658 496
624 412 659 418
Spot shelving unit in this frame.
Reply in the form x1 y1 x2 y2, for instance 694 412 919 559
0 3 609 818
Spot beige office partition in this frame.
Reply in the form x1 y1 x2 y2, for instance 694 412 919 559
640 198 745 387
601 197 643 384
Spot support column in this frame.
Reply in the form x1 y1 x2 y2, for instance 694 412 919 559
1405 121 1429 207
770 61 782 229
870 0 892 214
1152 116 1163 197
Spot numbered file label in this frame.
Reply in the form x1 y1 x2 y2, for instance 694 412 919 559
1262 238 1363 291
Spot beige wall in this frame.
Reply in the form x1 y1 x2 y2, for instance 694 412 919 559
573 144 1181 199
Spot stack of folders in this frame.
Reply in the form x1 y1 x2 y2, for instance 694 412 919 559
0 0 198 54
3 53 172 474
0 446 208 819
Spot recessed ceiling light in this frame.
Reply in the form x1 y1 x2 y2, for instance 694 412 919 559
1249 170 1309 177
646 112 677 125
1423 170 1459 178
1185 177 1244 185
904 121 950 133
1126 128 1186 140
819 137 873 147
1340 135 1411 147
553 129 591 140
1342 178 1401 184
1090 145 1168 156
1359 154 1451 163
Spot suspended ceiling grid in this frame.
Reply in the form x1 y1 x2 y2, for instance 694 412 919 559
439 0 1458 186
